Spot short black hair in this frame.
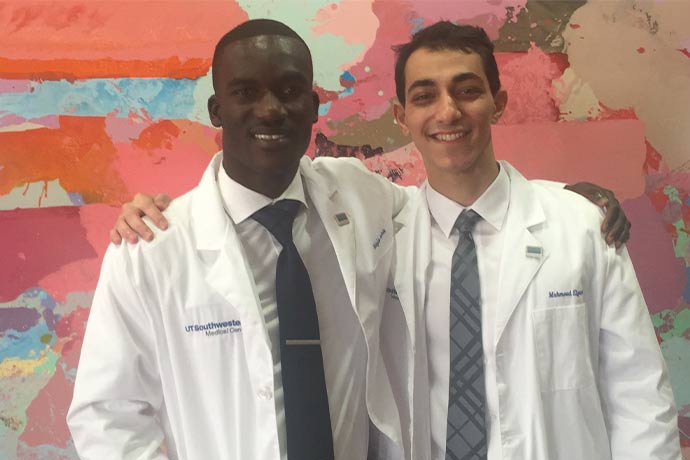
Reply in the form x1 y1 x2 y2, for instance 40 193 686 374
211 19 313 91
393 21 501 105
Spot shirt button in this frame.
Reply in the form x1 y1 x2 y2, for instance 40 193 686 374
257 387 273 401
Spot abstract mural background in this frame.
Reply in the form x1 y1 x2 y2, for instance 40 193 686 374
1 0 689 458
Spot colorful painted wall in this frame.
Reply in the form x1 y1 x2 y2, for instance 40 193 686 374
1 0 688 458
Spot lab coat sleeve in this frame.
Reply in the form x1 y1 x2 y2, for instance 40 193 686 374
67 243 169 460
597 245 681 460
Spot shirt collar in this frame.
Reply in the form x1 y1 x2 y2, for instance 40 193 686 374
425 163 510 238
217 165 308 225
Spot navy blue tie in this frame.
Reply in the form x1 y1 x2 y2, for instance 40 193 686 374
252 199 334 460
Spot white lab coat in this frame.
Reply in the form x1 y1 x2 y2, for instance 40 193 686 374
67 152 410 460
383 161 681 460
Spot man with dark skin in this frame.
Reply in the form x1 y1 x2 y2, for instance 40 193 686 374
68 19 409 460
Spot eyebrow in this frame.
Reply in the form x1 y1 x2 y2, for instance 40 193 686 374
406 72 484 95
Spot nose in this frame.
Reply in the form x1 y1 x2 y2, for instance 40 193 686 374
437 93 462 124
255 90 287 124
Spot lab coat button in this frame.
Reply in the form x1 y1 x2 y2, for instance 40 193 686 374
257 387 273 400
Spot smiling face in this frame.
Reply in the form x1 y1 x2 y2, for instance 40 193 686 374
208 35 319 193
393 47 507 185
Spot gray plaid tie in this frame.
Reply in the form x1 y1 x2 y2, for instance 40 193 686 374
446 209 487 460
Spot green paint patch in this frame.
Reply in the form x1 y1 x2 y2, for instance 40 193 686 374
40 333 52 344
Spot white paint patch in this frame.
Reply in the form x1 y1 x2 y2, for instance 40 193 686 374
0 179 75 210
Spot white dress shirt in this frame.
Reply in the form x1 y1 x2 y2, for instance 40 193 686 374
218 166 368 460
425 165 511 460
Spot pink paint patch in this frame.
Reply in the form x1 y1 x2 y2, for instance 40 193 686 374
492 119 646 200
36 205 118 302
112 120 218 199
312 0 377 47
104 115 150 143
623 195 686 313
363 143 427 187
405 0 526 38
0 79 32 93
0 206 97 302
55 306 90 371
498 48 565 124
19 366 73 448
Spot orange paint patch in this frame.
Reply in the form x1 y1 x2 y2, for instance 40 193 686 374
0 57 212 80
0 1 248 61
0 116 128 204
133 120 181 151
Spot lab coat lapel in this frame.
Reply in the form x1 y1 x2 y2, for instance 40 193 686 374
300 157 358 311
393 186 432 345
190 153 266 338
494 162 549 345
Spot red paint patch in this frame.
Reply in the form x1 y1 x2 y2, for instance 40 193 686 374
19 366 73 448
569 23 581 29
643 140 664 175
0 116 128 204
678 48 690 59
597 104 637 121
0 206 97 302
637 47 646 54
498 48 564 124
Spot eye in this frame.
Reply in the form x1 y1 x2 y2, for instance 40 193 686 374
410 92 434 105
456 86 483 98
231 87 257 99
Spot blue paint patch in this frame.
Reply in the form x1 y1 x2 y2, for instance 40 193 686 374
409 16 425 34
318 101 332 116
340 71 356 82
0 78 198 121
0 321 50 361
338 87 354 99
68 192 85 205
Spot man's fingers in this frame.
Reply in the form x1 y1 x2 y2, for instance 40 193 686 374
601 202 620 238
109 228 123 245
615 221 632 249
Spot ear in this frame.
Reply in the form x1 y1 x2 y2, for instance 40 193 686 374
491 89 508 124
393 101 410 136
208 95 222 128
311 91 320 124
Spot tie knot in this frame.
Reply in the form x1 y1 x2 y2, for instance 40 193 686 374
251 199 302 245
453 209 482 234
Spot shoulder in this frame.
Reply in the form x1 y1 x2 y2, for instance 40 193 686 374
307 156 375 180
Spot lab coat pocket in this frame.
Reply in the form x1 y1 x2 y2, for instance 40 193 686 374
532 303 595 391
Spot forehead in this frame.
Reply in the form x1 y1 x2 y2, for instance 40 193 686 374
216 35 312 79
404 48 487 88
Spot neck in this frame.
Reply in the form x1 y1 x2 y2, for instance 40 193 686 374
426 155 499 207
222 158 299 199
